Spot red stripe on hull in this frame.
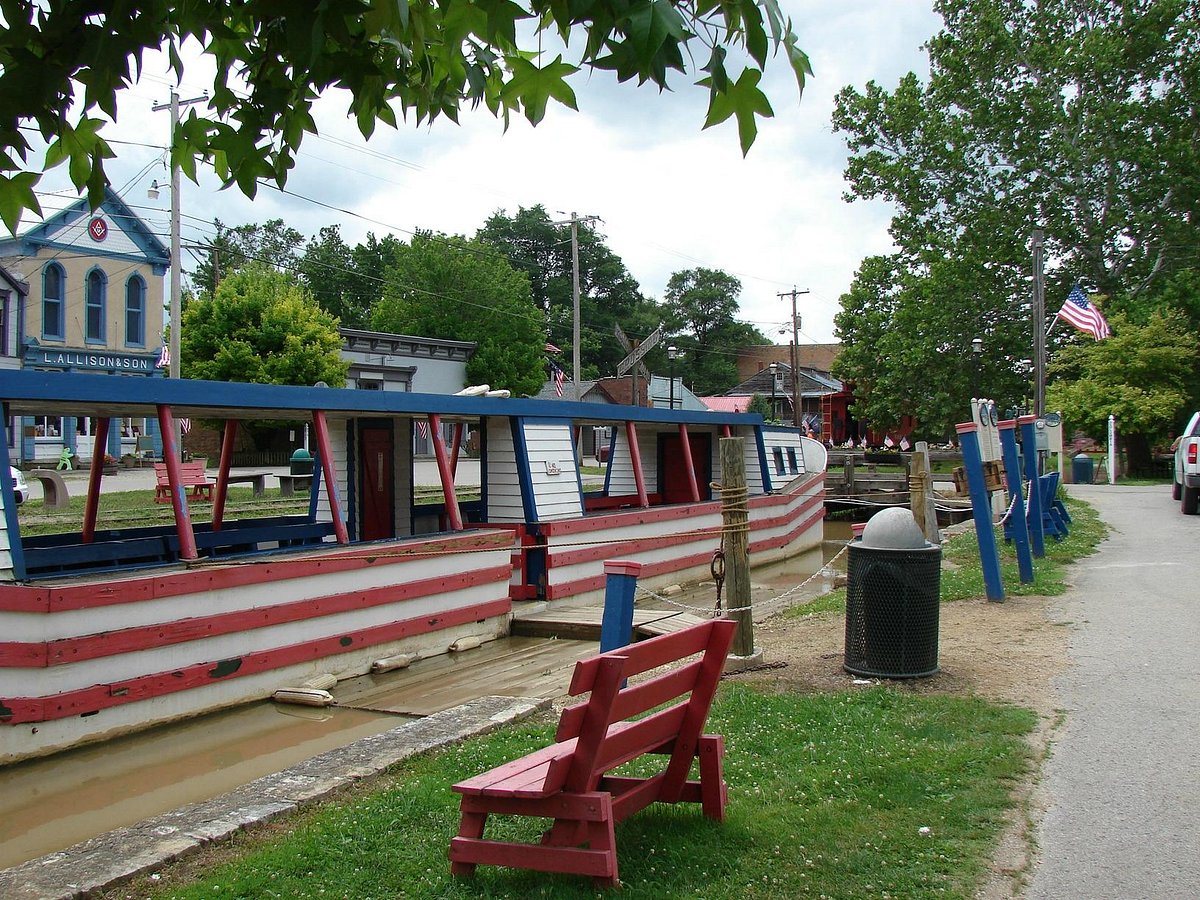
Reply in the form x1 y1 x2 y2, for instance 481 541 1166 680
0 530 515 613
0 565 512 668
0 598 511 725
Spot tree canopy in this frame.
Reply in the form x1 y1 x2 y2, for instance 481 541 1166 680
370 232 546 395
831 0 1200 438
476 205 657 379
180 263 347 387
0 0 811 232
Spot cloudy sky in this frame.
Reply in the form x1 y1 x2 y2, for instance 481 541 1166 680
29 2 944 345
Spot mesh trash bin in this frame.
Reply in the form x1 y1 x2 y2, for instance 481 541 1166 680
290 448 314 476
844 509 941 679
1071 453 1093 484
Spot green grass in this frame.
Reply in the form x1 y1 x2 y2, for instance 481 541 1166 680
110 686 1035 900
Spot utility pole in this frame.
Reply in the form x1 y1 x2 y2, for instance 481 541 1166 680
153 89 207 458
777 287 810 428
1032 229 1046 418
557 211 599 402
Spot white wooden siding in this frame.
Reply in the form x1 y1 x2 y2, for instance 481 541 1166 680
486 418 525 522
522 423 582 521
0 491 11 579
606 426 659 497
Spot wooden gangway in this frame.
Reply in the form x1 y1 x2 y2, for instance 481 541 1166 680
511 605 710 640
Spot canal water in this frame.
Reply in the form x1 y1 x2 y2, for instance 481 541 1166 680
0 522 854 871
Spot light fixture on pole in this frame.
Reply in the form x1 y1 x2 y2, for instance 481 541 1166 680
971 337 983 400
667 345 679 409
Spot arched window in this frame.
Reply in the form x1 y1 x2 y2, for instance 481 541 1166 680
42 263 65 340
85 268 107 343
125 274 146 346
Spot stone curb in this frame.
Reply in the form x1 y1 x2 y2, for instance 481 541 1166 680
0 696 548 899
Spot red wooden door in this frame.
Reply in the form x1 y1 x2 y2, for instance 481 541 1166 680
659 432 711 503
359 425 394 541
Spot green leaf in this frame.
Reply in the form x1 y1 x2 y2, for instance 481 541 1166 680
502 55 579 125
702 68 774 154
0 172 42 234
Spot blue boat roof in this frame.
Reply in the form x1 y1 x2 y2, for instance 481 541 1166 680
0 369 766 427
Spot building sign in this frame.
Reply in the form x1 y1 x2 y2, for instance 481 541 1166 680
28 347 156 372
88 217 108 242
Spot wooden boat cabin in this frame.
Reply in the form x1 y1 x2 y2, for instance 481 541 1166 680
0 370 825 761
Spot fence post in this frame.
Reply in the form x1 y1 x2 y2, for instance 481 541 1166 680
719 437 758 661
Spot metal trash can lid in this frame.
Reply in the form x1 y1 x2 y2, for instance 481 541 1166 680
861 507 929 550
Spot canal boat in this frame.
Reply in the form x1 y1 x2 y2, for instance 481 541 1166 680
0 370 825 762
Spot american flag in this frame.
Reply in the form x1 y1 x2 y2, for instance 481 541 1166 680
156 345 170 368
416 419 429 440
1056 285 1112 340
549 362 565 398
179 418 191 434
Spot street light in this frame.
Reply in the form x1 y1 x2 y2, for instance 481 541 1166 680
972 337 983 400
667 345 679 409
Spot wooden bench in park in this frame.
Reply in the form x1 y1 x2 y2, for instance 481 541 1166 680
221 471 270 497
154 461 214 503
28 469 70 510
448 617 737 888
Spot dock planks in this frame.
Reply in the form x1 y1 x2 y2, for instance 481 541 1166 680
511 605 710 641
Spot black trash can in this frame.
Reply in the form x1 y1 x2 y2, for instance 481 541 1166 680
844 540 941 679
290 448 314 476
1071 453 1093 485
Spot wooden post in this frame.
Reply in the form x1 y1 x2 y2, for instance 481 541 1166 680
908 441 940 544
719 437 755 658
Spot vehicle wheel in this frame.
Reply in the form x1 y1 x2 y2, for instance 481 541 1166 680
1173 478 1182 501
1183 485 1199 516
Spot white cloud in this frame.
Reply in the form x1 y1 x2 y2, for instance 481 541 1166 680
24 2 943 345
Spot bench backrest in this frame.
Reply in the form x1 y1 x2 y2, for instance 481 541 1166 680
548 618 736 798
154 461 208 485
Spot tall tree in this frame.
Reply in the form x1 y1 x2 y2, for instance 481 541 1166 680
371 233 546 395
0 0 810 231
476 206 656 379
181 263 347 388
350 232 406 323
298 225 363 327
832 0 1200 436
662 267 770 395
190 219 305 297
1046 311 1197 470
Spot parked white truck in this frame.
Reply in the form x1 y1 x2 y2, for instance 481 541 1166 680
1174 411 1200 514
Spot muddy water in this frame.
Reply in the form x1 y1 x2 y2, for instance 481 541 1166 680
0 522 852 871
0 702 406 869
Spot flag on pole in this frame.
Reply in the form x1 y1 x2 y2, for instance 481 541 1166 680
1056 285 1111 340
179 418 191 434
899 436 911 452
416 419 429 440
549 361 565 397
156 345 170 369
544 342 562 354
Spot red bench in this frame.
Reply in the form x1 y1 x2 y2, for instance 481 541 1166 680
449 617 736 888
153 461 214 503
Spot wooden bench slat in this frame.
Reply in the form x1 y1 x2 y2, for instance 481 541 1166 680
568 620 718 693
556 662 703 741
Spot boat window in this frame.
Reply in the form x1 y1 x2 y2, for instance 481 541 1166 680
772 446 786 475
786 447 799 473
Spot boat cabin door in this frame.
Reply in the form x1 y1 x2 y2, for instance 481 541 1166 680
659 431 712 503
358 422 395 541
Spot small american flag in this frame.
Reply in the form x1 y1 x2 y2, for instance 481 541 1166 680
1056 285 1111 340
899 436 911 451
416 419 429 440
179 418 191 434
156 345 170 368
549 362 565 398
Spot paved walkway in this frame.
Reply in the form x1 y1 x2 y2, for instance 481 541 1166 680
1025 484 1200 898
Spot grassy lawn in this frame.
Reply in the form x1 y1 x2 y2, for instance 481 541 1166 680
111 686 1034 900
